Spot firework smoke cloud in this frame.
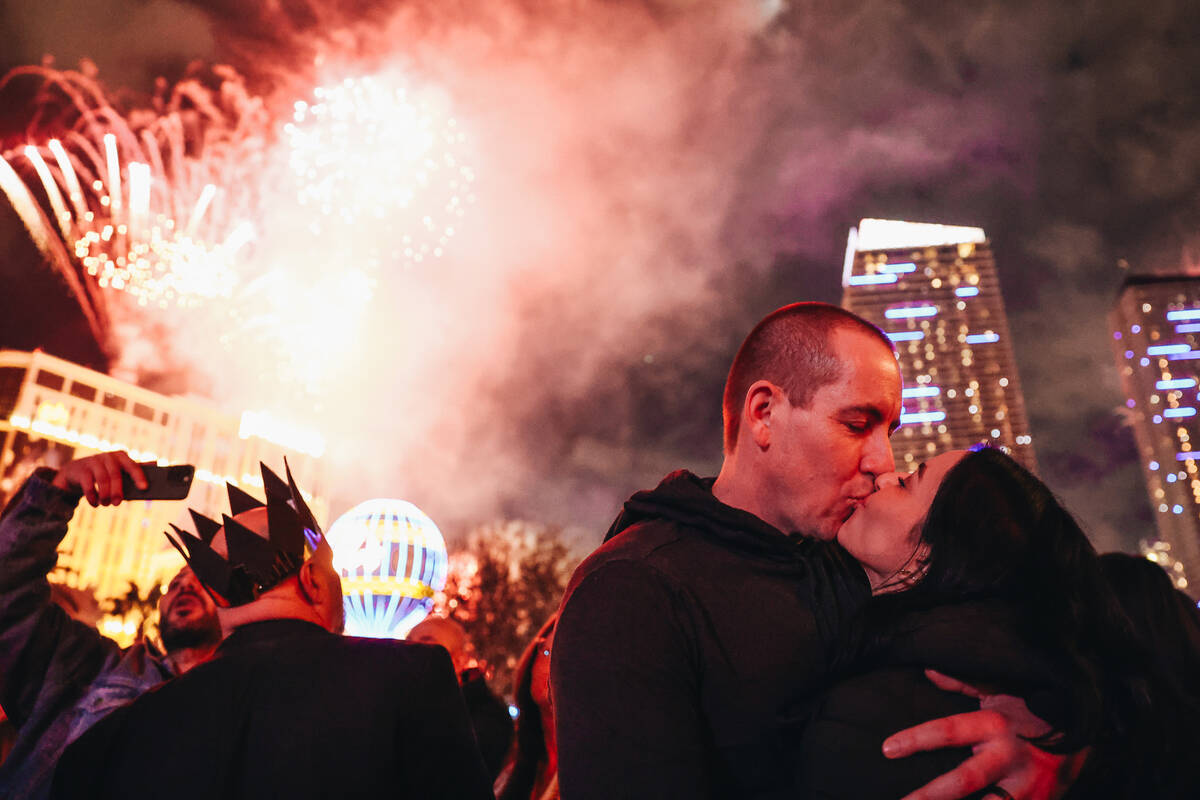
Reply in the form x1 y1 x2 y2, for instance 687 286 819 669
3 0 1200 554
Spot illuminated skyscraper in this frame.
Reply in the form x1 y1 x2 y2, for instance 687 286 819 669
0 349 329 623
1110 272 1200 594
841 219 1037 472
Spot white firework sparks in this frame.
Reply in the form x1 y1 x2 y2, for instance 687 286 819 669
282 74 475 272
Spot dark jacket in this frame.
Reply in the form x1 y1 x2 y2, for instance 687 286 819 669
51 618 495 800
551 471 869 800
795 600 1069 800
461 666 515 779
0 470 175 800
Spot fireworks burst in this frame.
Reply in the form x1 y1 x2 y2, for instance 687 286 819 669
0 61 482 413
0 66 263 324
282 74 475 272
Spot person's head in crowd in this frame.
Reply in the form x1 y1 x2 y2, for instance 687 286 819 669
1098 552 1200 707
499 614 558 800
715 302 901 540
411 615 512 780
157 566 221 658
408 615 471 677
1097 553 1200 794
165 465 345 636
205 506 345 635
837 446 1145 752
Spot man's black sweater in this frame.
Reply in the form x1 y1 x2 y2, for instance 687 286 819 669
551 470 869 799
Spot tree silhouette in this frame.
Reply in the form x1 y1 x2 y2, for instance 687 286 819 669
103 580 163 645
434 521 577 698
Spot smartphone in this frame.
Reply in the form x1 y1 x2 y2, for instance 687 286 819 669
121 463 195 501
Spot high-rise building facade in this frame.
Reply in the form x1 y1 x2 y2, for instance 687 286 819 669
0 349 329 610
1110 273 1200 595
841 219 1037 473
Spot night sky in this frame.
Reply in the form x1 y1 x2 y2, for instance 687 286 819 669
3 0 1199 554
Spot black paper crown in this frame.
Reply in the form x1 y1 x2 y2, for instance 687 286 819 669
164 460 331 607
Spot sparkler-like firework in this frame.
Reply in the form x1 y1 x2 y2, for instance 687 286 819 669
0 66 263 337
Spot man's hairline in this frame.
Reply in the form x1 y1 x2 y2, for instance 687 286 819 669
777 321 897 412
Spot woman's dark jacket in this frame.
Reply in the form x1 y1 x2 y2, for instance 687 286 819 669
795 599 1070 799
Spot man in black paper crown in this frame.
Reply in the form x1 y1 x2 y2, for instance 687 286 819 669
52 462 494 800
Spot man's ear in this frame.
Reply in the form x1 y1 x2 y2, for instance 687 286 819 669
745 380 779 451
297 561 323 607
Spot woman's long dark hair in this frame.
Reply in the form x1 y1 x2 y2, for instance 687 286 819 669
497 614 557 800
860 448 1147 754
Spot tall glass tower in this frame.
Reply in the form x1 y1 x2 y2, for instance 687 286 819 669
841 219 1037 473
1111 272 1200 594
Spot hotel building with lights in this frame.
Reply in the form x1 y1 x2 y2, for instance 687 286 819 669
1110 272 1200 595
0 349 329 608
841 219 1037 473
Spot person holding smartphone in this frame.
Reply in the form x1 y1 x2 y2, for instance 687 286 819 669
52 461 495 800
0 450 221 800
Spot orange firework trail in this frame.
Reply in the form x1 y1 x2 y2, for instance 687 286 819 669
0 65 264 350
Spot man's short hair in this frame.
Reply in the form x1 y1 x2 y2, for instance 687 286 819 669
722 302 893 453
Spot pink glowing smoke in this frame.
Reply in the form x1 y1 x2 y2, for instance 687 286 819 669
4 0 1048 545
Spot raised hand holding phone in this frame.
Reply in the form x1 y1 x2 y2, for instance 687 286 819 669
51 451 148 507
121 463 194 501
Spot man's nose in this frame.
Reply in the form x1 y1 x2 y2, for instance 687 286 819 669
861 430 896 477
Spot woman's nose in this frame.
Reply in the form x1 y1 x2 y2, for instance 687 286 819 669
874 471 904 490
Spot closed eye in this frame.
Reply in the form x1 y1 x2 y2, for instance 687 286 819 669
838 406 885 435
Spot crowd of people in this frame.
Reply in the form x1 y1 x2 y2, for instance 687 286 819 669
1 302 1198 798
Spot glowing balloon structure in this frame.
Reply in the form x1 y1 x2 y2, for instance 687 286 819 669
326 498 449 639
